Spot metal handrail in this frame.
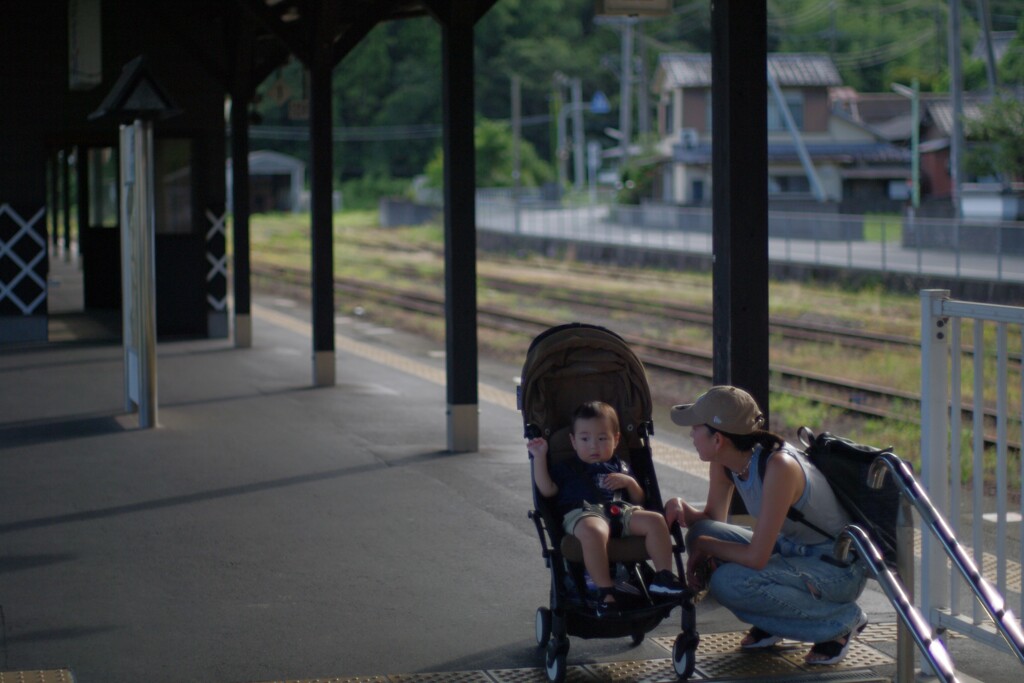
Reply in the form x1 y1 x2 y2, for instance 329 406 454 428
835 525 960 682
869 452 1024 665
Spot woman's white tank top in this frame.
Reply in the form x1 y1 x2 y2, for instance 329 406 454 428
732 443 851 545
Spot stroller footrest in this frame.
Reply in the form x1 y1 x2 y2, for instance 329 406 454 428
560 535 649 563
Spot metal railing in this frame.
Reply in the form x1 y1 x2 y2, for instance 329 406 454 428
835 524 959 682
920 290 1024 661
869 453 1024 669
475 196 1024 285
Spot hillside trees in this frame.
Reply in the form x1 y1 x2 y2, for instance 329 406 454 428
247 0 1022 198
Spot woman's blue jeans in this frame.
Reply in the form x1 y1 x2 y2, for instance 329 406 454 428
687 519 868 643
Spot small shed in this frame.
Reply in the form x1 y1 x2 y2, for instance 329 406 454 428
226 150 305 213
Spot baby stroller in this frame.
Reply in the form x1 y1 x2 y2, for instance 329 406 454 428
520 323 699 682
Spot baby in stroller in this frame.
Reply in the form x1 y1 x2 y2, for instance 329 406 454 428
527 400 686 617
521 323 699 682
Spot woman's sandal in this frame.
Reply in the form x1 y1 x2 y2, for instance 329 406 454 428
740 626 783 649
805 614 869 665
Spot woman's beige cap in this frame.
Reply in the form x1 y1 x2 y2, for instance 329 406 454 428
670 385 765 434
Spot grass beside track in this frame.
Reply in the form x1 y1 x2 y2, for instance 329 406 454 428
246 211 1021 492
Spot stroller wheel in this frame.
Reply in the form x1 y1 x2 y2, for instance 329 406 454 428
630 628 645 646
544 638 567 683
672 631 697 680
535 607 552 646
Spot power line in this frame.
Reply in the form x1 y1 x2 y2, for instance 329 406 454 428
242 114 551 143
767 0 834 29
830 29 934 68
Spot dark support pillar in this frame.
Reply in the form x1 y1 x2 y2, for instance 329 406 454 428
309 13 335 386
711 1 769 417
75 146 87 260
230 26 253 348
438 2 479 452
230 103 251 347
62 148 71 257
48 153 57 250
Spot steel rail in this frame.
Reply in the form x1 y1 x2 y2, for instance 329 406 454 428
869 453 1024 665
251 262 1020 447
835 524 961 682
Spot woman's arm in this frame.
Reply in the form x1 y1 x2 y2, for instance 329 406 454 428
701 463 738 522
666 459 735 528
691 450 805 571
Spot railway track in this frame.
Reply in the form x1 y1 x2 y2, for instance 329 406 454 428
276 242 1015 359
252 261 1021 451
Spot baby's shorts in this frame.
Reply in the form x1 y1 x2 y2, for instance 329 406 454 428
562 500 642 537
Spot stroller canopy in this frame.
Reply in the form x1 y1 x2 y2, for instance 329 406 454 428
519 323 653 451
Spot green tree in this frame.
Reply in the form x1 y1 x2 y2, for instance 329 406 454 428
965 94 1024 182
334 18 442 179
424 119 554 189
999 18 1024 85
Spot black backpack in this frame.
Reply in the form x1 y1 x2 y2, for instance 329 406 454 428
750 427 901 569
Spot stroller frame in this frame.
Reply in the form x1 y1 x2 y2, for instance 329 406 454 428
520 323 699 682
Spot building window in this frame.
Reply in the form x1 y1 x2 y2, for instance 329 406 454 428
767 90 804 131
768 175 810 195
691 179 704 203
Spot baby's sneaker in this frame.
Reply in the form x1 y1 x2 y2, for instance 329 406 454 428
649 569 686 598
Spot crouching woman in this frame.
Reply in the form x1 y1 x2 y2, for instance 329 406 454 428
665 386 868 665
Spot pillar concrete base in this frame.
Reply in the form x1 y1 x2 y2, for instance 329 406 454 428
234 314 252 348
0 315 46 343
313 350 335 387
208 311 229 339
447 403 479 453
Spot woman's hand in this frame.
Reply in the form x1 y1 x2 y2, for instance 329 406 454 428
664 496 691 529
685 537 716 589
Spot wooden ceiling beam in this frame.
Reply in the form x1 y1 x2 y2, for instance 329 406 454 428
235 0 311 65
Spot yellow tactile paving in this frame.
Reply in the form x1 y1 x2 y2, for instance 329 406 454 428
0 673 74 683
243 628 897 683
241 640 895 683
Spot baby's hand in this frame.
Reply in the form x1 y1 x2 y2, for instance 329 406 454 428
526 437 548 460
601 472 634 492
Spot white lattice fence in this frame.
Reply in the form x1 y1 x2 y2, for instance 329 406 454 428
0 204 47 315
205 208 227 313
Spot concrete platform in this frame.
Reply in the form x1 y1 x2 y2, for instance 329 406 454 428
0 296 1019 683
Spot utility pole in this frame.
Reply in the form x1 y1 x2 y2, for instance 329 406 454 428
550 78 563 193
553 72 568 192
511 74 521 199
893 80 921 210
636 27 650 136
948 0 965 217
572 77 585 193
619 18 634 165
977 0 999 94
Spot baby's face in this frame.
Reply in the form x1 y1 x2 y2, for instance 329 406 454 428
569 416 619 463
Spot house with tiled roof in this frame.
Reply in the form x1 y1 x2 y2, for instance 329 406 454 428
652 52 911 211
833 88 1007 216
